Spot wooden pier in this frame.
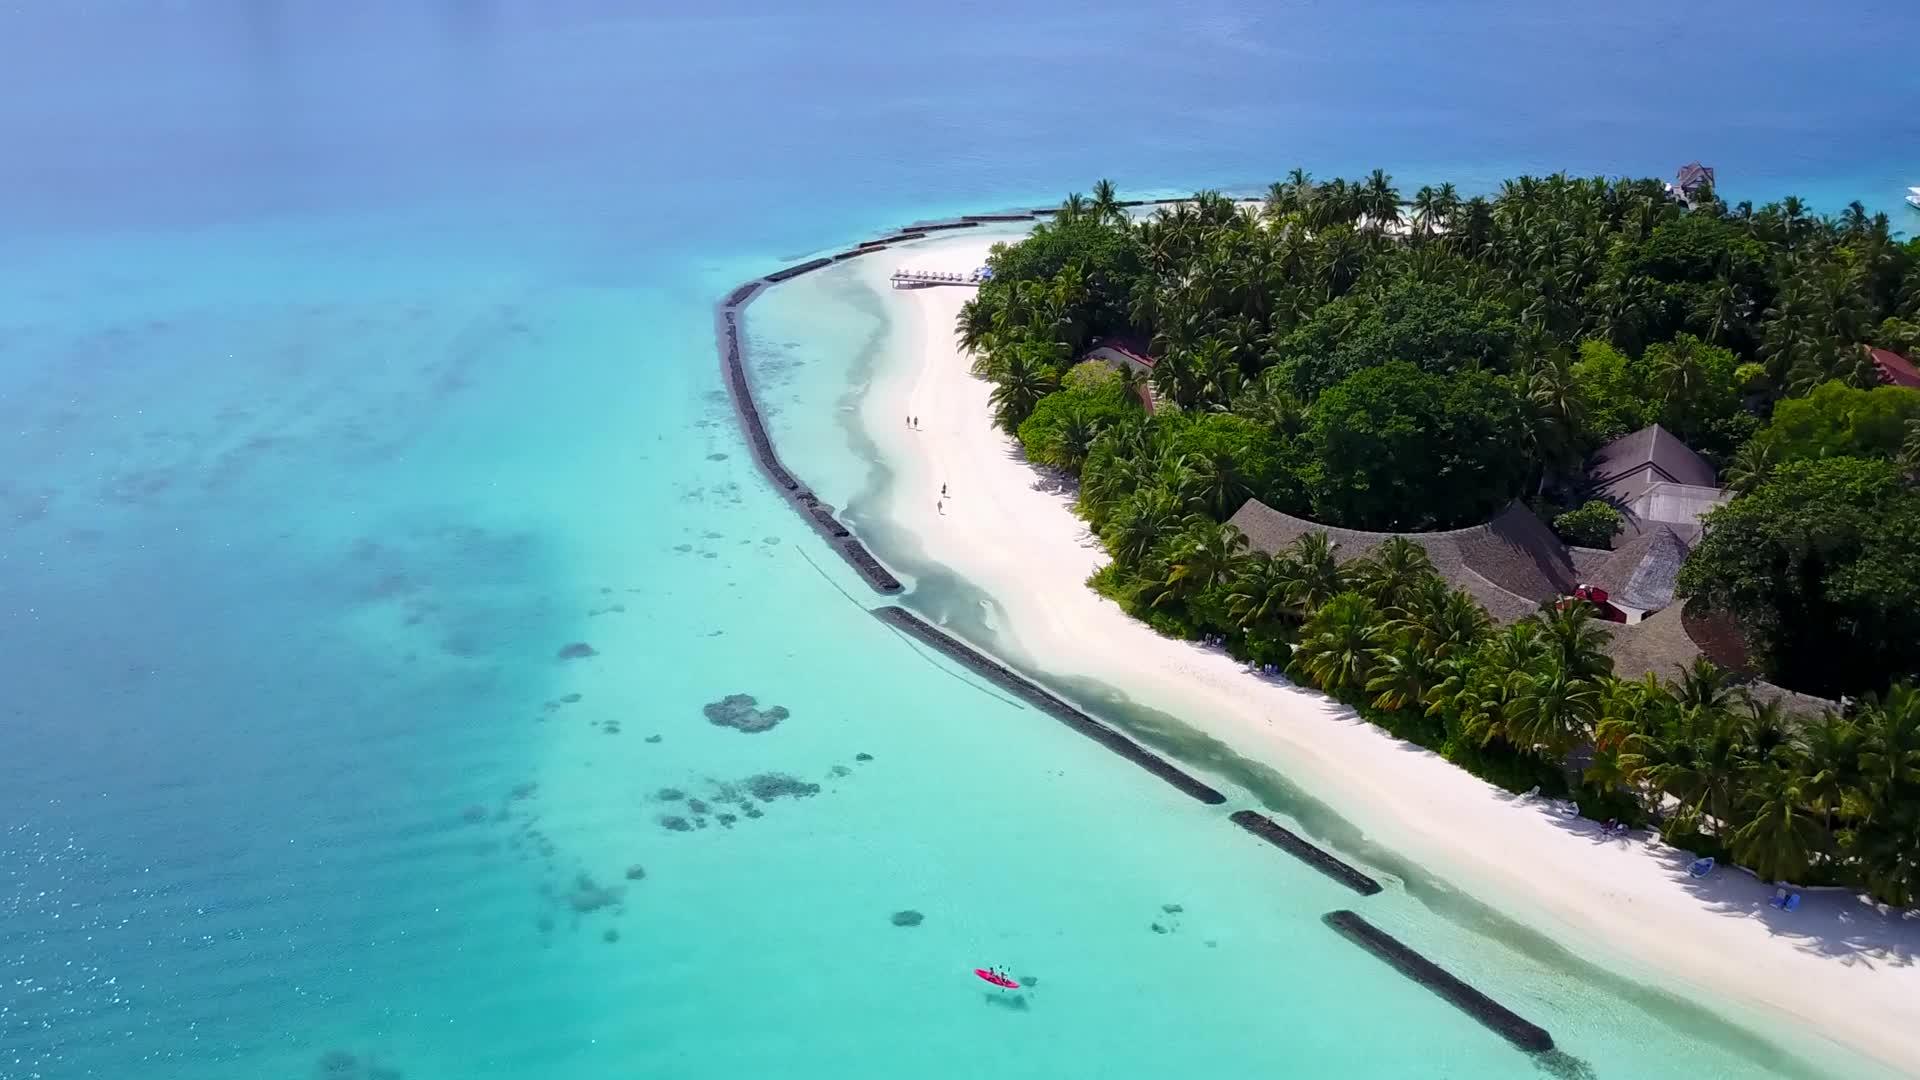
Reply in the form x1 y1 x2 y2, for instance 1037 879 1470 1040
890 267 989 289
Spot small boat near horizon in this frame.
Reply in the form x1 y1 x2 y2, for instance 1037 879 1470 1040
1906 186 1920 211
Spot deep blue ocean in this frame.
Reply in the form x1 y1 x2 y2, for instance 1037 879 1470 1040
3 4 1918 1079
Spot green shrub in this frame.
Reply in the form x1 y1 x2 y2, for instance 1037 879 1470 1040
1553 500 1624 548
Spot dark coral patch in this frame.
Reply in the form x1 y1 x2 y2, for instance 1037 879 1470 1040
746 772 820 801
702 692 790 733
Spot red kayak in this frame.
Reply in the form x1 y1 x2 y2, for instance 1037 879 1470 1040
974 969 1020 989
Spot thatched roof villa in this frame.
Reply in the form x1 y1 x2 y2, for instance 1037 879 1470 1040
1225 422 1832 713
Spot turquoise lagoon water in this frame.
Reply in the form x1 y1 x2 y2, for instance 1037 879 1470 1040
3 4 1919 1079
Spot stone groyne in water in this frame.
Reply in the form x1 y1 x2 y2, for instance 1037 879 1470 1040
714 211 1064 593
717 205 1560 1061
1324 910 1556 1055
873 605 1226 806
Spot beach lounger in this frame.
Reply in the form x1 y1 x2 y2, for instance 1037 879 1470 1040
1769 889 1802 912
1688 857 1715 878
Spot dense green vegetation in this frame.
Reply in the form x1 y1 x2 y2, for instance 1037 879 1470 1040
1186 536 1920 905
1678 457 1920 696
959 172 1920 695
956 172 1920 901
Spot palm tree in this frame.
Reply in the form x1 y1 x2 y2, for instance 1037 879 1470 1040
1729 765 1828 882
1858 684 1920 796
1505 666 1602 759
987 345 1061 431
1840 799 1920 908
1402 584 1492 660
1366 635 1442 712
1090 179 1125 225
1100 486 1184 569
1799 710 1862 831
1283 168 1315 220
1652 703 1757 836
1155 522 1249 608
1410 185 1440 238
1189 336 1242 409
1723 437 1778 495
1779 195 1808 251
1429 624 1543 748
1149 347 1206 411
1535 602 1613 680
1044 405 1105 471
1239 371 1307 434
1187 450 1250 520
1840 200 1870 235
1287 532 1347 614
1352 537 1434 613
1649 334 1708 415
1671 657 1739 716
1591 673 1669 811
1361 169 1401 233
1290 591 1384 694
1697 274 1751 348
1526 350 1587 472
1227 550 1302 631
1263 179 1297 223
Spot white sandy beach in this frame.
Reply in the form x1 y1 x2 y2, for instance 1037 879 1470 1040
855 232 1920 1075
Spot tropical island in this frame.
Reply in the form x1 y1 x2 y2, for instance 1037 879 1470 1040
954 173 1920 906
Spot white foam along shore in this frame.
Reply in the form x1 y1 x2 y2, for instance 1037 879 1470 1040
853 230 1920 1076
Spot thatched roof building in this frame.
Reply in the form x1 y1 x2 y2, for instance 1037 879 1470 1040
1226 496 1837 717
1227 500 1573 622
1585 423 1727 546
1597 605 1837 718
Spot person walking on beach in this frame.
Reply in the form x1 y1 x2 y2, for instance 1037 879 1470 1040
941 483 947 497
937 499 945 515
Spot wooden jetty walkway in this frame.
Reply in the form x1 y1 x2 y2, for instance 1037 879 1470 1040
889 267 990 289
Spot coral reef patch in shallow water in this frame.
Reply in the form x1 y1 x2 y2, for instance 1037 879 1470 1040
745 772 820 801
567 873 624 913
702 692 789 733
